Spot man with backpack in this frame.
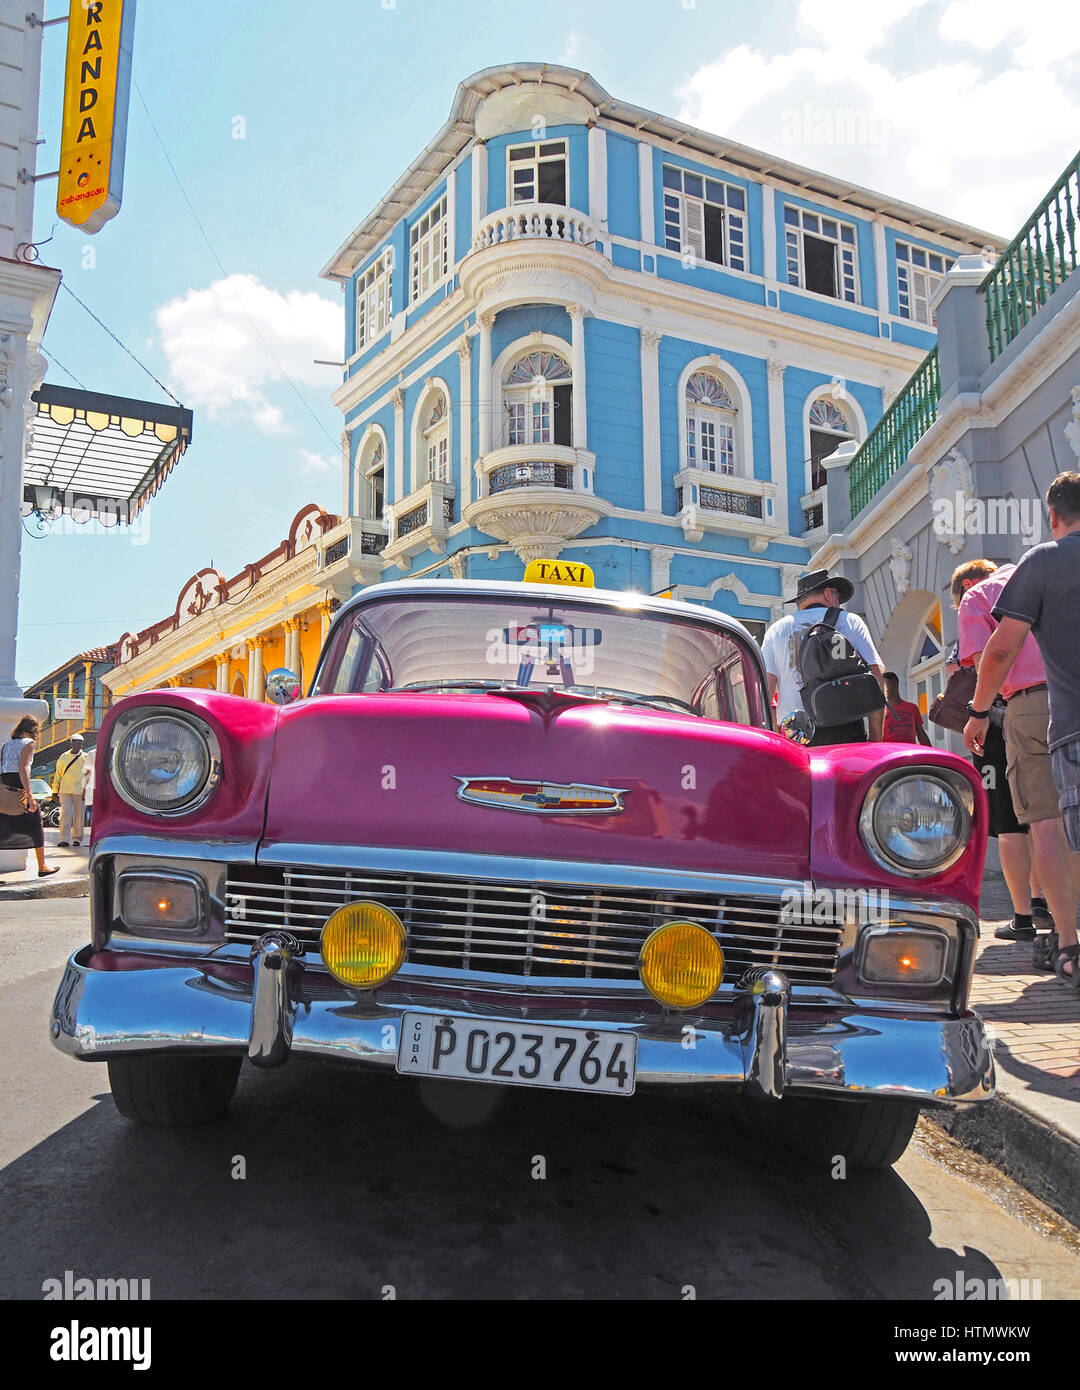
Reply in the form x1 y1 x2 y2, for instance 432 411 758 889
762 569 886 745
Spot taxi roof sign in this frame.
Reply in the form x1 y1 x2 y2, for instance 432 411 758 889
523 559 595 588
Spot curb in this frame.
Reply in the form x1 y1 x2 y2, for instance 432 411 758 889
926 1095 1080 1230
0 874 90 903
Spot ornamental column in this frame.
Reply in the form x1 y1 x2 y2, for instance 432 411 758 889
477 313 494 457
215 654 230 692
766 358 789 536
67 670 75 741
568 304 588 450
640 329 662 512
391 387 405 505
458 334 473 497
246 636 266 702
82 661 93 729
317 599 335 643
282 618 300 674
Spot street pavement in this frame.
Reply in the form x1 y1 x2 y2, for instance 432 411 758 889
1 897 1077 1300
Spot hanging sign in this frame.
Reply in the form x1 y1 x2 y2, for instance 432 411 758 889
56 0 137 233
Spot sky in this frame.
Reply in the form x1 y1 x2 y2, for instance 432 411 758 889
17 0 1080 687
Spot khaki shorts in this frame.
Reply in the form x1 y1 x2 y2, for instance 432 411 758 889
1051 737 1080 853
1003 687 1061 826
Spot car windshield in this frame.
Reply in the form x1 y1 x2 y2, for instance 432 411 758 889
313 594 770 726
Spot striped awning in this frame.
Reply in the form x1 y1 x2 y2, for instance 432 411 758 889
23 384 193 521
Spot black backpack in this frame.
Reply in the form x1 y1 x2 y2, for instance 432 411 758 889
797 607 886 728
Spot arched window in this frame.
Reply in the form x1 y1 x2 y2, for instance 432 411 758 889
231 673 246 698
807 396 853 491
360 434 385 520
503 349 573 448
423 393 449 482
908 600 948 749
685 371 737 475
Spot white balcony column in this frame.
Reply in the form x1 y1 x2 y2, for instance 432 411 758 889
873 219 889 319
246 636 266 703
391 387 405 504
282 619 300 675
762 184 777 283
568 304 588 450
478 313 494 457
640 329 662 512
458 333 473 497
215 655 229 692
766 358 789 536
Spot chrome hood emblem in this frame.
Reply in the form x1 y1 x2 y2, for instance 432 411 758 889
454 776 628 816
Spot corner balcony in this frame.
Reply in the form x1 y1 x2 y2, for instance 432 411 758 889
460 203 606 312
463 444 612 563
317 516 389 594
674 468 781 552
382 479 456 570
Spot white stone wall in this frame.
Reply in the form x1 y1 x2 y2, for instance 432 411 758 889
0 2 44 262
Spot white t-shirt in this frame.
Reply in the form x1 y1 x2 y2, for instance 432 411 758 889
761 606 882 724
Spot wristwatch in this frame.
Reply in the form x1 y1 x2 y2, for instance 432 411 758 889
967 700 992 719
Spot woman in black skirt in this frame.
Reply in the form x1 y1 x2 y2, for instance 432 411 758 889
0 716 59 876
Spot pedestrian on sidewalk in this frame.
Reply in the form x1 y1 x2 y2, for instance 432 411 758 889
964 473 1080 987
881 672 932 744
953 560 1050 941
52 733 88 848
761 568 885 746
0 717 59 877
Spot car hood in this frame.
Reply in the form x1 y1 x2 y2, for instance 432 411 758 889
261 692 812 880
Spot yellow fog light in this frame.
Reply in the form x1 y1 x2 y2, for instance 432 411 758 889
320 901 406 988
639 921 724 1009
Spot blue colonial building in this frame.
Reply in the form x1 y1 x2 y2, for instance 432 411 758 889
320 63 1004 637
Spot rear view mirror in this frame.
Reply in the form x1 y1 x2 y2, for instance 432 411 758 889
265 668 301 705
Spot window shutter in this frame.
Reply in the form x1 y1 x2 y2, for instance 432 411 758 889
683 199 705 260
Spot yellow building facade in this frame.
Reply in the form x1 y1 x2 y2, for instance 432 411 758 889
102 505 388 703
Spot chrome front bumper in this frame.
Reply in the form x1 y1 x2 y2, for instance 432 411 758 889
50 938 995 1106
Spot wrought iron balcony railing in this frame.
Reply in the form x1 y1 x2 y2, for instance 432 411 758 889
983 149 1079 362
848 347 941 519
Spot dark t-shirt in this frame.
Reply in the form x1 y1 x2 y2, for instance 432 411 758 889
993 531 1080 749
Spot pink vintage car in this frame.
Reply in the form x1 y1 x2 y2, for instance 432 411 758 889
50 574 994 1167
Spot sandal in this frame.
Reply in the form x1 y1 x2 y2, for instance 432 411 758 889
1033 928 1059 972
38 866 60 877
1054 944 1080 988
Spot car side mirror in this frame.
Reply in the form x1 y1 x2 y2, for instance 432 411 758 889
265 668 301 705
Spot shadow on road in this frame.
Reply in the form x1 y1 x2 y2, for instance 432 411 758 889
2 1060 1006 1300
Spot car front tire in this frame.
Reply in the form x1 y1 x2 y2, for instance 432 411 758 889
764 1096 921 1170
107 1054 242 1126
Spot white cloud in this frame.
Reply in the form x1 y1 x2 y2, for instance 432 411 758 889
156 274 343 434
299 448 336 475
677 0 1079 235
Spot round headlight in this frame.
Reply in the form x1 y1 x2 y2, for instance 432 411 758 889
111 714 217 814
859 771 973 876
639 921 725 1009
321 901 406 988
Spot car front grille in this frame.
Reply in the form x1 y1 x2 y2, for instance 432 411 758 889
224 865 843 987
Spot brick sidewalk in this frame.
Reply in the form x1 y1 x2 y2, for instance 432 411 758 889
975 872 1080 1094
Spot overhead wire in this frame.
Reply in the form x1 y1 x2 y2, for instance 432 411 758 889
132 79 340 451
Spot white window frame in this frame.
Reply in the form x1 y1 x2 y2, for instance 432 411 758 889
784 206 859 303
502 349 572 448
410 196 449 303
506 139 568 207
662 166 746 271
423 396 449 483
355 249 393 351
684 372 737 476
895 241 953 326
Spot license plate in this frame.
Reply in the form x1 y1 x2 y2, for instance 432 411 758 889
396 1012 636 1096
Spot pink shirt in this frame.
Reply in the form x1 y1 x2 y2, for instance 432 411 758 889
957 566 1046 698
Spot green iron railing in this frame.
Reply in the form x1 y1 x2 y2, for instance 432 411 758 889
983 150 1080 361
848 347 940 519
